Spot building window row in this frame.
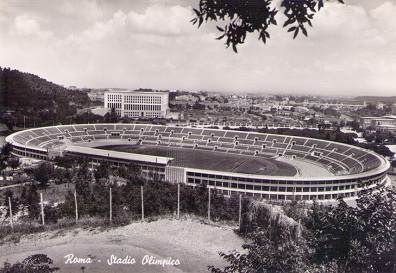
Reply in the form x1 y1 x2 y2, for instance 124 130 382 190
124 104 161 111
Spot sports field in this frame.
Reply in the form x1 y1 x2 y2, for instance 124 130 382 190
96 144 297 176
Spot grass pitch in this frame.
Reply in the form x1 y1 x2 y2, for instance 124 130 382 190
97 144 297 176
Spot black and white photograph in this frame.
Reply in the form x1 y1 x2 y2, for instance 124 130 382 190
0 0 396 272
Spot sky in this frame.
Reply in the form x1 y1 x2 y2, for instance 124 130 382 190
0 0 395 96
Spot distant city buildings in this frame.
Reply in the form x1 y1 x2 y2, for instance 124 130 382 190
360 116 396 134
104 91 169 118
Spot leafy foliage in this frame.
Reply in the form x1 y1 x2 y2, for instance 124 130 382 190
0 67 90 128
209 227 310 273
0 254 59 273
191 0 346 52
33 162 55 187
212 187 396 273
355 143 394 158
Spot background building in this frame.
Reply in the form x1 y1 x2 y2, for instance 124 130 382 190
104 91 169 118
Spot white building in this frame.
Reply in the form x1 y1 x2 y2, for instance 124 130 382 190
104 91 169 118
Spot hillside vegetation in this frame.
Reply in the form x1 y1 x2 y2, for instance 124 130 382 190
0 67 90 128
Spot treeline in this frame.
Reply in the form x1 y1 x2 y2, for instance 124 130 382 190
211 187 396 273
0 67 91 129
2 157 242 226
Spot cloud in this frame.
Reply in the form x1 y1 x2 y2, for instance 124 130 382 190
82 10 127 40
0 1 394 95
127 4 194 36
10 14 53 40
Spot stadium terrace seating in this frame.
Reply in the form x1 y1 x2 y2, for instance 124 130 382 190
327 152 348 162
93 135 108 140
201 129 216 136
290 138 307 146
218 137 234 143
187 135 203 140
133 124 147 131
32 128 48 136
255 153 274 159
169 133 184 138
220 143 234 149
157 142 170 147
303 154 319 162
224 131 249 139
266 135 287 143
182 128 204 135
327 162 344 172
36 136 52 143
324 143 349 153
181 139 196 144
316 158 333 166
92 124 109 131
248 133 262 140
284 136 293 143
60 125 77 132
341 157 361 168
166 127 182 133
144 136 158 141
241 151 254 156
284 151 305 158
7 124 387 184
194 146 213 151
70 131 88 137
237 139 255 145
305 139 328 149
291 145 311 153
342 148 356 157
272 143 288 149
151 125 167 132
70 137 83 143
206 142 217 147
123 130 141 135
115 124 127 130
45 127 62 134
81 135 95 140
254 140 267 147
41 140 63 148
157 132 171 138
349 148 370 159
261 148 278 154
227 149 241 154
87 131 105 136
181 144 195 149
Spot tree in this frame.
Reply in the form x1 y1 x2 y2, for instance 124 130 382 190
192 0 346 52
94 161 110 181
0 254 59 273
209 227 311 273
33 162 54 187
392 160 396 171
7 156 20 170
22 185 40 220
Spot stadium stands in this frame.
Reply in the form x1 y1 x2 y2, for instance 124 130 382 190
6 124 390 202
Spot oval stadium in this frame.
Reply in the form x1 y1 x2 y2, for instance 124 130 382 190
5 124 391 201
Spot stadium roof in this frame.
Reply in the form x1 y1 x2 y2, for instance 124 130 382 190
65 146 172 165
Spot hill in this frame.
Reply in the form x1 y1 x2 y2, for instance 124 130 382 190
354 96 396 104
0 67 91 129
